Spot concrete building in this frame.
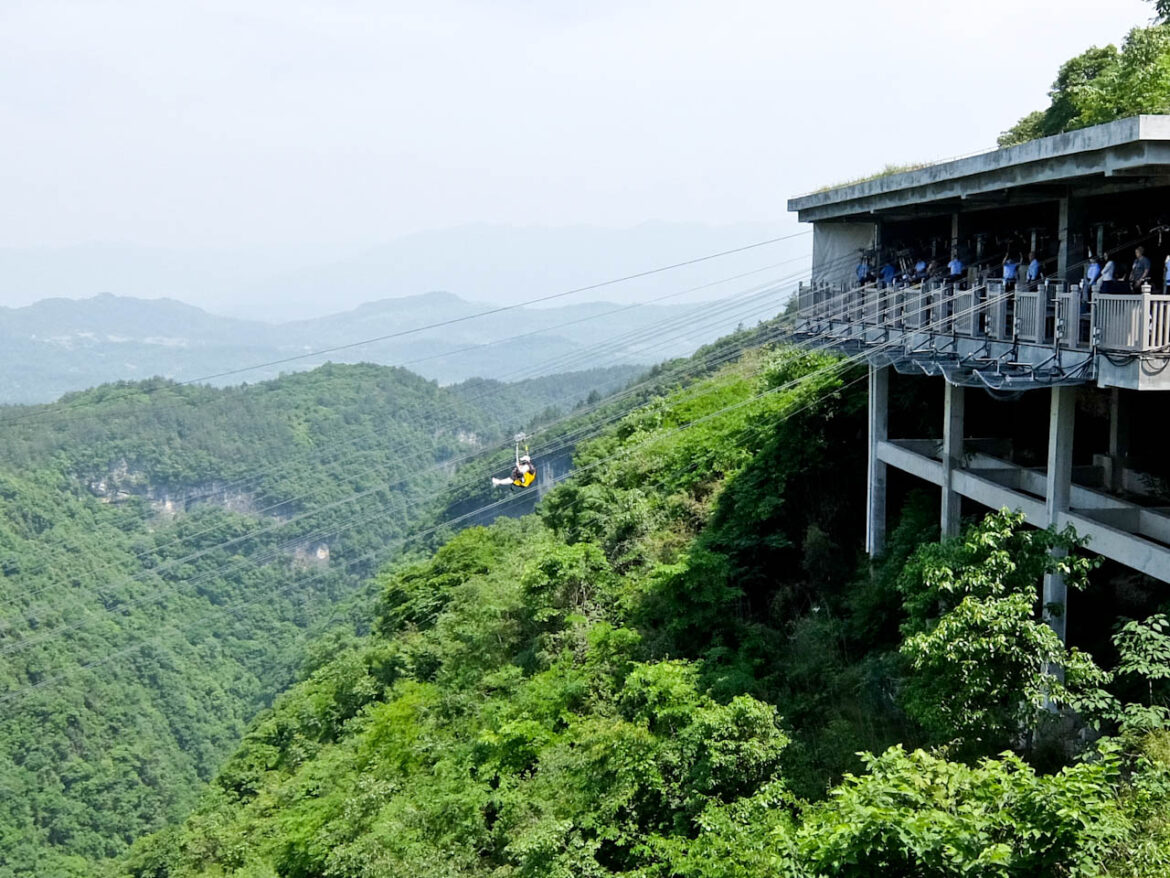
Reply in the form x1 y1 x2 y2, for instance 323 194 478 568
787 116 1170 642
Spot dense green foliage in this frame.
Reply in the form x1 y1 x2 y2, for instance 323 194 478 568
999 9 1170 146
0 362 635 876
897 512 1101 754
118 343 1170 876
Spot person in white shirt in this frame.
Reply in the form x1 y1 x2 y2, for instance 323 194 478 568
1101 254 1116 282
492 454 536 489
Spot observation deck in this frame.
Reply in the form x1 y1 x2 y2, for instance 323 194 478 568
788 115 1170 641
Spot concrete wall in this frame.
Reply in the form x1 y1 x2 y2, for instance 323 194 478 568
812 222 874 286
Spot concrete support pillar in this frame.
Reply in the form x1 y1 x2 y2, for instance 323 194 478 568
941 382 965 538
1043 385 1077 646
950 212 961 255
866 364 889 556
1058 195 1087 282
1107 387 1129 493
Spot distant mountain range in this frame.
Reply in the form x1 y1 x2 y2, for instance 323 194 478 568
0 291 734 404
0 222 806 320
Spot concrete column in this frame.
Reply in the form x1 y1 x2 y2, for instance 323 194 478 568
1107 388 1129 493
866 364 889 556
1043 385 1077 645
941 382 965 538
1058 196 1087 282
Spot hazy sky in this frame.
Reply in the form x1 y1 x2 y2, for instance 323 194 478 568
0 0 1156 308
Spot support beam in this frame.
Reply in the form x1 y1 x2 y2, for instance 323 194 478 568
879 440 1170 584
866 365 889 556
1043 385 1077 645
1057 195 1087 281
941 382 965 538
1107 388 1129 493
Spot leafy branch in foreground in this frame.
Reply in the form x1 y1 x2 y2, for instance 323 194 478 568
898 510 1099 754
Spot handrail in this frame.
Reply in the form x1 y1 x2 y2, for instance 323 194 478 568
1092 292 1170 351
797 281 1170 356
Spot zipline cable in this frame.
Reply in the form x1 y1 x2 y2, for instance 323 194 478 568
0 279 990 659
0 271 807 601
0 250 925 632
0 362 869 706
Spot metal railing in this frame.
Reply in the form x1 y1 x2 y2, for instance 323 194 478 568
984 280 1010 341
1014 290 1043 342
1054 291 1080 346
1092 291 1170 351
794 279 1170 356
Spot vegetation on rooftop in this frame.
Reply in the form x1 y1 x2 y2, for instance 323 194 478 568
811 161 934 195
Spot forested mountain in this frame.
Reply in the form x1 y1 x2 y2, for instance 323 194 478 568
116 335 1170 877
0 360 639 876
0 291 711 404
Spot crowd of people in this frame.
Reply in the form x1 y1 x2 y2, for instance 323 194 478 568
854 243 1167 296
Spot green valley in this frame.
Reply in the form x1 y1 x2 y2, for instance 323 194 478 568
0 362 637 876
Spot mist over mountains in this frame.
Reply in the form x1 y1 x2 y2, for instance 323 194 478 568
0 222 805 319
0 291 722 404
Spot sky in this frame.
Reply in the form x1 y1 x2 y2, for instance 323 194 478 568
0 0 1156 313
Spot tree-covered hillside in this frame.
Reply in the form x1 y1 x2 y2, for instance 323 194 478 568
0 361 638 877
120 343 1170 877
999 1 1170 146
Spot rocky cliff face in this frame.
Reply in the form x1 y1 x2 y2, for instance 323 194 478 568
88 460 262 518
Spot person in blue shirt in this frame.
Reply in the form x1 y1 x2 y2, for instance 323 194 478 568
1002 252 1019 289
914 258 927 280
855 256 870 286
947 251 964 280
1086 255 1102 285
1026 251 1042 282
1084 254 1102 302
879 261 897 286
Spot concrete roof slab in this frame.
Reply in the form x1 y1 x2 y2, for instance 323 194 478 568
788 116 1170 223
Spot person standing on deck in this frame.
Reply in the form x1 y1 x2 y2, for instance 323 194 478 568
855 255 870 286
1086 255 1102 286
1002 252 1019 291
1084 255 1102 302
1026 251 1042 289
1131 246 1151 291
